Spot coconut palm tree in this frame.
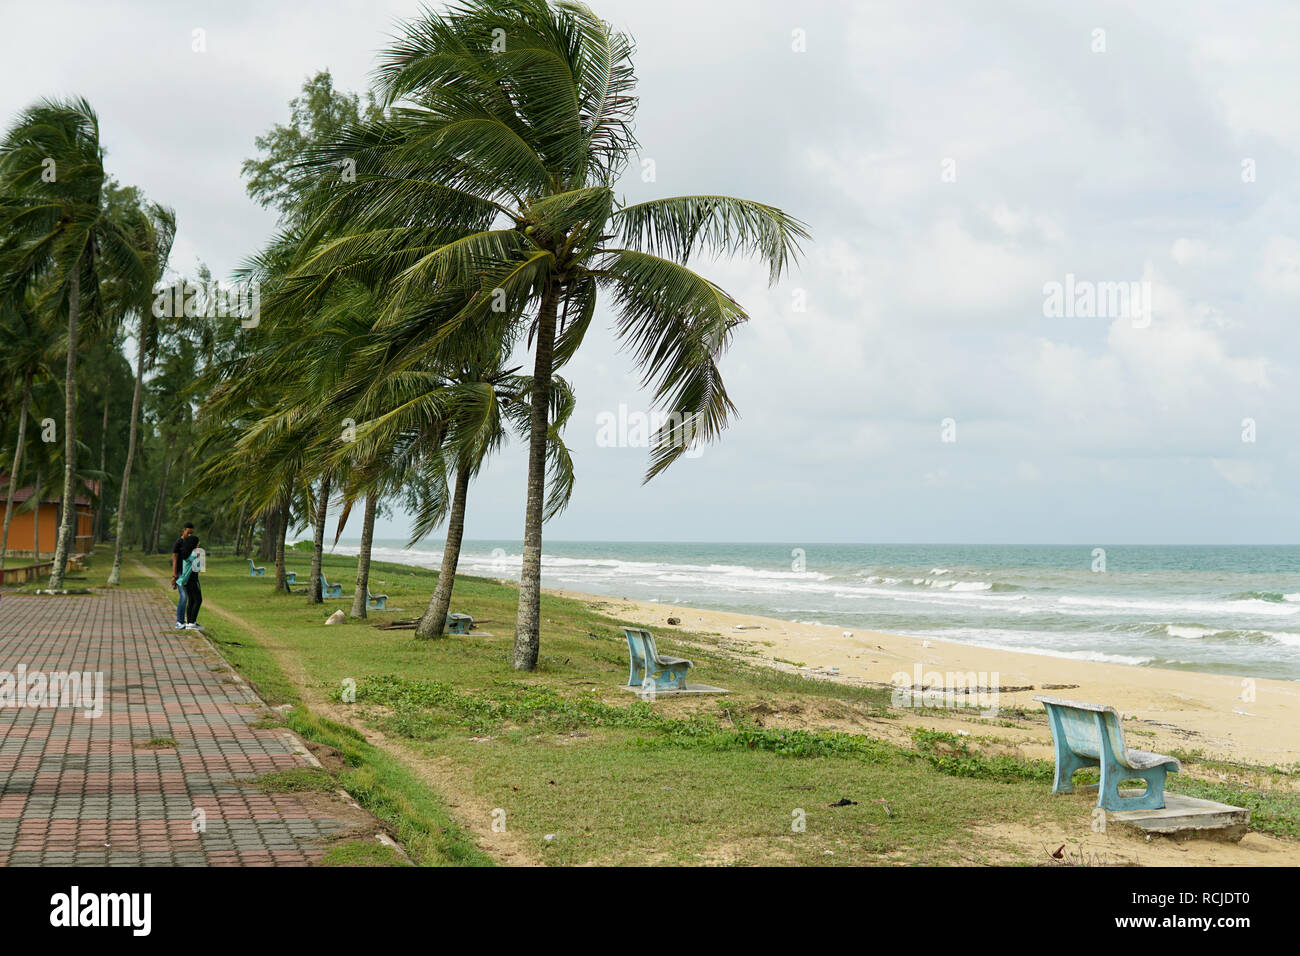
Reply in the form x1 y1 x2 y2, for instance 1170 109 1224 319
106 203 176 586
0 288 54 572
281 0 808 669
336 314 576 637
301 281 450 619
0 98 152 587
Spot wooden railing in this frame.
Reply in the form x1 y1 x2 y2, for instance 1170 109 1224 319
1 562 54 586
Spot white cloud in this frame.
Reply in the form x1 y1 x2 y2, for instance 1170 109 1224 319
6 0 1297 542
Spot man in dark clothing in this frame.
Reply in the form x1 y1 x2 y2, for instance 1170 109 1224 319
178 534 203 629
170 523 195 628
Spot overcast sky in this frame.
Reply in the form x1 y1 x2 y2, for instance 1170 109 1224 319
4 1 1299 544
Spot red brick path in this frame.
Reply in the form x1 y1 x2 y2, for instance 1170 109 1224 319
0 589 350 866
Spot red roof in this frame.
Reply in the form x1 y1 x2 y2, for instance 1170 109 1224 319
0 474 97 507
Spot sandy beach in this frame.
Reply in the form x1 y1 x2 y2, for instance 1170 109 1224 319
554 588 1300 769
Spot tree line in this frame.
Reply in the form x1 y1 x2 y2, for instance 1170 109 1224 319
0 0 807 668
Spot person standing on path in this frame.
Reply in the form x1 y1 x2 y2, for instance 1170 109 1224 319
170 523 196 628
176 532 203 629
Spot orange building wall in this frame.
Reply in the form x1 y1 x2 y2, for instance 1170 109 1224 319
0 503 89 556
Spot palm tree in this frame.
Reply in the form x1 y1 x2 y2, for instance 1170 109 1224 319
284 0 808 668
107 204 176 586
0 98 152 587
0 289 53 572
337 315 576 637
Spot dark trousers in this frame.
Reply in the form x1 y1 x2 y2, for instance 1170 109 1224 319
184 575 202 624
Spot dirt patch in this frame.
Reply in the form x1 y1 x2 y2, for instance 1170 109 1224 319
304 740 349 775
970 814 1300 867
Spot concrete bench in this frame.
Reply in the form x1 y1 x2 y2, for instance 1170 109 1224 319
247 559 266 577
1033 696 1181 811
367 588 387 610
446 613 473 635
623 627 692 692
319 574 342 598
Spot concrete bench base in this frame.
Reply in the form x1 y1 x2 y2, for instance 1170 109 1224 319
1101 789 1249 842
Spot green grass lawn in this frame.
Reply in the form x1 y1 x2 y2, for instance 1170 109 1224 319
98 546 1300 864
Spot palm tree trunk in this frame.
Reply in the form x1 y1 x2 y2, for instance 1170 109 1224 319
32 466 42 563
146 451 171 555
48 261 81 588
307 474 331 603
350 492 378 619
94 395 109 542
234 503 248 557
274 485 292 592
418 466 470 639
107 320 147 586
0 371 33 573
62 503 76 562
259 506 278 561
512 284 560 670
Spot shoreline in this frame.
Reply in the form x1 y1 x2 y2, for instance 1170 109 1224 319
549 586 1300 768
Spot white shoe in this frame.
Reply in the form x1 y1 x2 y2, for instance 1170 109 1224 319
186 622 203 630
174 623 186 630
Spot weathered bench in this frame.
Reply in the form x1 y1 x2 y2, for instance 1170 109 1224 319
247 559 266 577
367 588 388 610
446 613 473 635
623 627 692 691
284 569 298 585
1033 696 1181 811
319 574 343 598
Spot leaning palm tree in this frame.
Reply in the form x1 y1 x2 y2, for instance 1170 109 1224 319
289 279 450 619
338 314 576 637
107 203 176 586
284 0 809 669
0 288 53 572
0 98 152 587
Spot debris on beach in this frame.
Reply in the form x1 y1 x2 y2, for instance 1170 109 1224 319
666 616 681 625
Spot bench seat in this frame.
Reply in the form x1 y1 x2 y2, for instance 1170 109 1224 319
1124 749 1181 771
1033 696 1180 812
624 627 692 691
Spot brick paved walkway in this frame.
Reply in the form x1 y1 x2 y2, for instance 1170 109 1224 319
0 588 358 866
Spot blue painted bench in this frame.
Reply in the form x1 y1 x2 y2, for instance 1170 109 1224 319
284 570 297 585
446 613 473 635
247 559 265 577
320 574 343 598
367 588 387 610
623 627 692 691
1033 696 1181 811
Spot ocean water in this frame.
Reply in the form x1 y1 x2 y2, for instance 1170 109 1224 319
339 540 1300 681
